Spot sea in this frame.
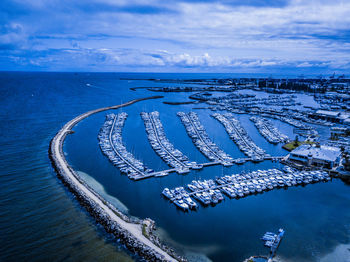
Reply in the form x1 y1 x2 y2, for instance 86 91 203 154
1 72 349 262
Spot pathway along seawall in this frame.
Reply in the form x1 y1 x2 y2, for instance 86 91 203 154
48 96 185 262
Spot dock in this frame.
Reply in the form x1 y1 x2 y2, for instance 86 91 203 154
99 111 285 181
98 113 155 180
162 169 331 211
261 229 285 261
141 111 194 174
250 116 290 144
131 156 284 181
212 113 267 161
178 112 234 165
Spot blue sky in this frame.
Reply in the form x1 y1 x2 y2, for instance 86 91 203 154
1 0 350 74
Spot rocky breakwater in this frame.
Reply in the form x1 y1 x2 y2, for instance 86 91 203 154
49 96 185 262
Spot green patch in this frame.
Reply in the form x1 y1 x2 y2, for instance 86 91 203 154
142 223 148 238
282 140 315 151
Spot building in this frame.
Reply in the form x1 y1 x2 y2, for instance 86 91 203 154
312 110 341 122
309 110 350 124
288 144 341 169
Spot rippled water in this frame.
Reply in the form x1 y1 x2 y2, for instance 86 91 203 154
1 72 349 262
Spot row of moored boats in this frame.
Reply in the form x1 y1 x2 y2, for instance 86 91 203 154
212 113 267 161
162 169 331 211
141 111 198 174
98 113 153 179
250 116 290 144
177 111 233 166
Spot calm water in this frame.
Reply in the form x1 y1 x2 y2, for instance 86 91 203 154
1 72 349 262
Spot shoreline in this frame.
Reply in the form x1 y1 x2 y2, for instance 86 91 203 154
48 95 185 262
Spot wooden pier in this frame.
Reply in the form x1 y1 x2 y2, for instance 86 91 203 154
131 156 284 181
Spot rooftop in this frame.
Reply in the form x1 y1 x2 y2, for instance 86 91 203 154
291 144 341 162
315 110 340 117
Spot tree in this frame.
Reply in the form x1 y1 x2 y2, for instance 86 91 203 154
294 135 299 147
344 154 350 171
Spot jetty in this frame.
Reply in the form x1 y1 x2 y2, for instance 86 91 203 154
213 113 267 161
141 111 194 174
177 111 234 166
263 114 317 137
261 228 285 261
96 111 284 181
250 116 290 144
48 96 184 262
98 113 155 180
162 169 331 211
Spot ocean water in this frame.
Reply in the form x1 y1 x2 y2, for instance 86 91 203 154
1 72 349 262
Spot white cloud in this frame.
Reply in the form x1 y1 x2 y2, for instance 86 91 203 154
2 0 350 72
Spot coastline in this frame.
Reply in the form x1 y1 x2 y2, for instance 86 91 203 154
48 96 185 262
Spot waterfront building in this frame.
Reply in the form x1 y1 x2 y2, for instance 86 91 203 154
309 110 350 124
288 144 341 169
312 110 340 122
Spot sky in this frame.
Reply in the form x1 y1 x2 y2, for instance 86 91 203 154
0 0 350 74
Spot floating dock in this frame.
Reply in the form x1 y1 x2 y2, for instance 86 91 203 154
178 111 233 166
261 228 285 261
99 112 285 181
98 113 154 180
162 169 331 211
212 113 267 161
141 111 195 174
250 116 290 144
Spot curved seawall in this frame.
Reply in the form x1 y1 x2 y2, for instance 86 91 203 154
48 96 185 262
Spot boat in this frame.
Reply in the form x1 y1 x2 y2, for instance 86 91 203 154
162 188 173 199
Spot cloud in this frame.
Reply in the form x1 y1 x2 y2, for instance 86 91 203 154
0 23 28 50
3 47 349 73
172 0 289 8
0 0 350 73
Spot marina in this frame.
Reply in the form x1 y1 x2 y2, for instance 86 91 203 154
250 116 290 144
162 169 331 211
177 111 234 166
97 112 283 181
206 94 298 110
48 96 182 262
3 0 350 259
6 72 349 262
213 113 267 161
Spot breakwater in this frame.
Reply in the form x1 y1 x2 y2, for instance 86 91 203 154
49 96 185 262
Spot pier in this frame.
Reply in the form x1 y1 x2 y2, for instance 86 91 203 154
213 113 267 161
262 113 318 137
130 156 283 181
98 113 155 180
97 110 285 181
178 112 234 166
48 96 183 262
141 111 193 174
250 116 290 144
162 169 331 211
261 229 285 261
